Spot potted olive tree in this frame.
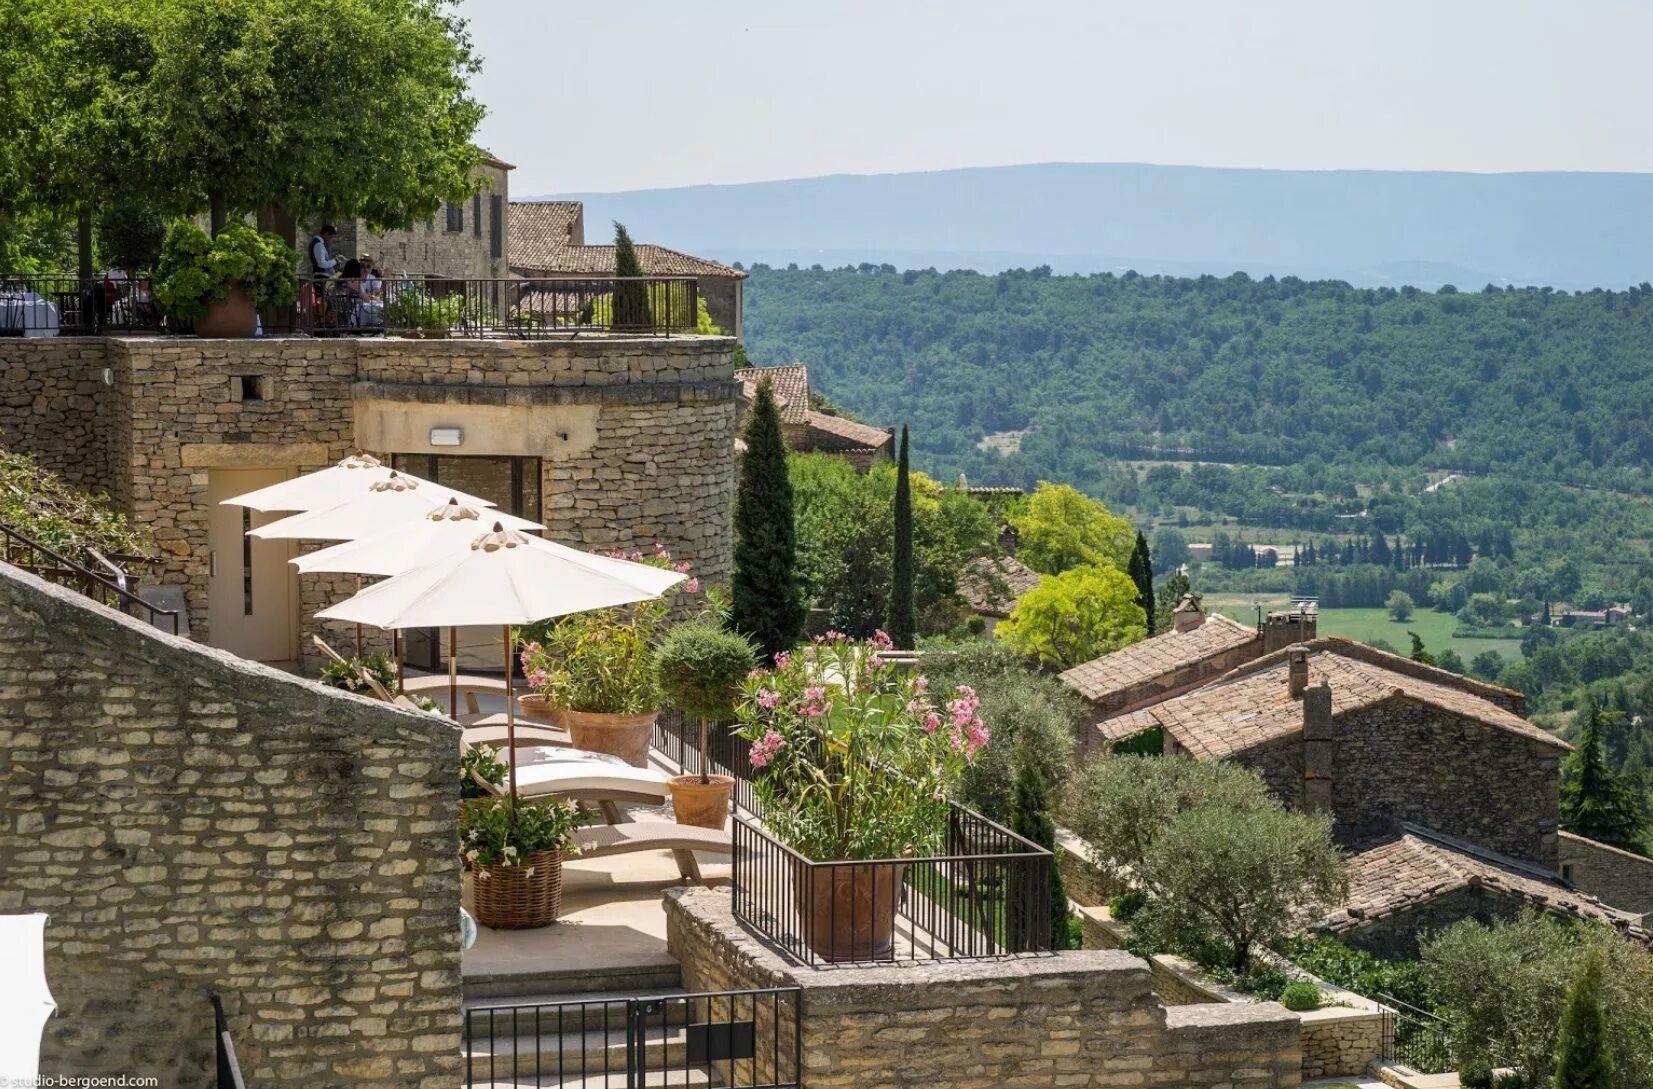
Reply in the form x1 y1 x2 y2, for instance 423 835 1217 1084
153 222 296 337
655 619 758 829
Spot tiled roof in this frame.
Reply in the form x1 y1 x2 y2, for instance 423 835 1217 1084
521 243 745 279
802 410 893 454
1059 614 1258 703
736 364 810 424
1131 644 1564 761
509 201 583 267
1324 826 1649 943
1094 708 1163 743
958 554 1043 617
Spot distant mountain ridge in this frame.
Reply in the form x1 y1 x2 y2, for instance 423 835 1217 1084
532 162 1653 290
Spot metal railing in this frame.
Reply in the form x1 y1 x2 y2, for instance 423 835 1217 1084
298 275 701 338
211 994 248 1089
1378 993 1455 1074
0 521 180 636
732 803 1054 967
0 274 177 336
463 988 802 1088
652 708 761 816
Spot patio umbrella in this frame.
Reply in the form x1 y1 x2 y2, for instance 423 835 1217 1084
219 452 491 514
316 525 684 801
249 472 499 542
0 914 54 1080
292 500 546 714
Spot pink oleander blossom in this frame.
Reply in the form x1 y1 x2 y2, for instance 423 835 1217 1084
685 577 700 594
868 629 894 651
800 685 829 717
673 560 693 573
749 729 787 768
757 688 782 710
923 710 942 734
966 721 990 757
913 675 928 693
773 651 791 670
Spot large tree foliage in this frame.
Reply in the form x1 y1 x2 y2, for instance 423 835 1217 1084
1560 692 1649 850
1009 482 1135 576
730 380 805 657
2 0 481 235
998 564 1146 669
887 424 917 647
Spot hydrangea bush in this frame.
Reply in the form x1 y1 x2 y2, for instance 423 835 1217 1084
735 631 987 861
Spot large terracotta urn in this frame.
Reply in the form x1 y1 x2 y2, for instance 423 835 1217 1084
795 860 906 963
194 283 258 338
563 709 655 768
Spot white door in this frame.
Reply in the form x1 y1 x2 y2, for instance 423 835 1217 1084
206 468 296 662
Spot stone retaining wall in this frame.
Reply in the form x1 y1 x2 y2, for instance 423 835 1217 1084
0 337 112 490
0 561 461 1086
664 886 1303 1089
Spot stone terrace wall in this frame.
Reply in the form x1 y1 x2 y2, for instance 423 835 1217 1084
0 337 112 491
0 561 461 1087
1559 831 1653 923
665 887 1303 1089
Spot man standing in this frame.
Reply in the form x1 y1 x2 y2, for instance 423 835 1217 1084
308 225 339 281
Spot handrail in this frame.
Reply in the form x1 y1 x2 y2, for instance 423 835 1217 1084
0 521 180 636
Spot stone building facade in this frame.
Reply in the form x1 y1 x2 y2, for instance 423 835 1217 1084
0 562 460 1086
0 333 738 666
327 154 513 279
1558 830 1653 924
665 886 1305 1089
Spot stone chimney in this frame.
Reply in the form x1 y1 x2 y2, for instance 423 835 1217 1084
1287 648 1309 699
1172 593 1205 634
1302 679 1334 815
1263 608 1318 653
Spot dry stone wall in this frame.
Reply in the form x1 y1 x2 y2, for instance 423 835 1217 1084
0 561 462 1086
665 886 1303 1089
0 338 112 490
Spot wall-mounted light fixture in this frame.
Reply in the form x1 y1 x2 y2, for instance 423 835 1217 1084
429 427 463 448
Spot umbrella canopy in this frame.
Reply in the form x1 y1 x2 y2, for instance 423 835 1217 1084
292 500 543 576
249 473 500 542
0 914 54 1079
316 525 684 629
218 452 491 514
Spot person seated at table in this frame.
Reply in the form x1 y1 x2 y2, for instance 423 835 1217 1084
341 256 385 328
358 254 383 299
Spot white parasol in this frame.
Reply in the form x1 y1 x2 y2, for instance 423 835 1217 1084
218 452 491 514
0 914 54 1080
249 472 502 542
317 525 684 800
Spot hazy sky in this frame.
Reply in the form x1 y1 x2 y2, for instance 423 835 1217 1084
458 0 1653 195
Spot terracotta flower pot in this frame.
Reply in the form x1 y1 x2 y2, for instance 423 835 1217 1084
194 283 258 338
668 774 733 829
516 693 566 726
470 848 563 929
794 860 906 962
563 709 656 768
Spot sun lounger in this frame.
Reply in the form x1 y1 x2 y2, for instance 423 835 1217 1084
572 822 732 883
459 717 571 750
401 672 511 715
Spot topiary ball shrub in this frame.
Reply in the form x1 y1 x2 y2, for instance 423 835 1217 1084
654 620 759 722
1109 888 1147 922
1280 982 1323 1012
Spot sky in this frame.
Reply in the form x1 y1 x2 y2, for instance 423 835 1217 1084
457 0 1653 196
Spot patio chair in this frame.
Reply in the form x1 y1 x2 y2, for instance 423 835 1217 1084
311 635 425 710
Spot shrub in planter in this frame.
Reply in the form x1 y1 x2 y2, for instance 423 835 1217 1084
654 619 758 828
383 285 464 335
460 745 508 800
153 222 296 334
1279 982 1322 1012
460 796 586 929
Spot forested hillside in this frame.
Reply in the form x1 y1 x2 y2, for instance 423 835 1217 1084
743 266 1653 494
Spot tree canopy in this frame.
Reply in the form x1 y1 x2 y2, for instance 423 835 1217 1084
998 564 1146 669
1009 482 1135 576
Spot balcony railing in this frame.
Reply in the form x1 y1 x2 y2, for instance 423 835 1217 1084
298 275 701 338
0 275 176 336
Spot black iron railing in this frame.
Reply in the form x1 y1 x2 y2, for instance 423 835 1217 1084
463 988 802 1089
0 274 178 336
1378 993 1455 1074
653 708 760 816
298 275 701 338
0 522 180 636
732 803 1053 967
211 994 248 1089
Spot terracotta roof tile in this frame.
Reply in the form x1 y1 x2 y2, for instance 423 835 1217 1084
1059 614 1258 702
510 201 745 278
735 364 810 424
509 201 583 267
1130 646 1564 761
1323 827 1649 943
958 554 1042 617
802 410 893 454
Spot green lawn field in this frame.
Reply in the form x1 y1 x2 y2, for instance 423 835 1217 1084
1204 594 1524 664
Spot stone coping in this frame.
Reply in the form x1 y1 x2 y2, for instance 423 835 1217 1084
353 377 738 406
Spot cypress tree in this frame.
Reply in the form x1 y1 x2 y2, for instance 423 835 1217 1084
730 378 805 658
611 221 651 330
1560 692 1649 849
1127 530 1155 635
1552 949 1614 1089
1010 759 1073 951
887 424 917 648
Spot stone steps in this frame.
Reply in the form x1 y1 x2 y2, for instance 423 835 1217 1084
464 987 688 1034
464 959 684 1001
464 1022 697 1081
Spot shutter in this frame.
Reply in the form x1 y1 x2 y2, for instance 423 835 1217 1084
490 195 504 261
473 194 483 238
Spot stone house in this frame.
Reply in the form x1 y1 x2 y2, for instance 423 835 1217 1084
0 330 738 671
957 552 1042 632
510 200 748 337
326 151 514 279
734 362 894 469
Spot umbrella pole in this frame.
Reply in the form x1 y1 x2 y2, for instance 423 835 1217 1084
354 577 364 657
504 625 518 805
448 626 458 720
393 629 404 693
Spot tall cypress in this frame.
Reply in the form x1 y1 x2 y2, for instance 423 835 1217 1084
731 378 805 658
611 221 651 330
1561 693 1649 849
1552 949 1614 1089
1127 530 1155 635
887 424 917 648
1010 760 1073 951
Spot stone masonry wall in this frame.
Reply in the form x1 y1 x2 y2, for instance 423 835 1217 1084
1332 701 1560 867
329 160 511 280
0 561 461 1086
1558 831 1653 923
0 337 113 491
665 886 1303 1089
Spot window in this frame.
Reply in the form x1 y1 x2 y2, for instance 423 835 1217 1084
444 202 463 233
1561 863 1577 884
490 195 505 261
239 375 263 401
473 193 483 239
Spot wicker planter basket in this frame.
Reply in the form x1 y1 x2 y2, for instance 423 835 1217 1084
470 849 564 929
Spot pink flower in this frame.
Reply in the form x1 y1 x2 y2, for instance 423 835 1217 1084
923 711 941 734
629 550 644 562
800 685 829 718
966 720 990 757
654 542 670 558
773 651 792 670
948 689 980 729
527 669 549 689
673 560 693 574
685 577 700 594
913 675 928 694
746 668 768 681
749 728 788 768
868 629 894 651
756 688 782 710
